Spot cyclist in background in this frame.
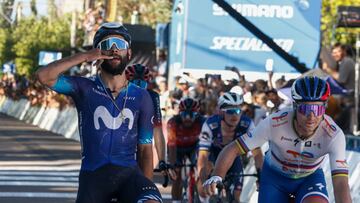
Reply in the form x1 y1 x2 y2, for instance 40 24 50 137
36 22 162 203
167 97 206 203
204 76 352 203
197 92 263 203
125 64 169 173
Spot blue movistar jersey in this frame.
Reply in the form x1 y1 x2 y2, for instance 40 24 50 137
199 114 254 162
51 75 154 171
147 89 162 127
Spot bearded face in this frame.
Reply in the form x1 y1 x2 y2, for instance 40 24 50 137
100 52 130 75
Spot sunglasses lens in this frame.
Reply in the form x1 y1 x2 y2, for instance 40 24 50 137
98 37 129 50
297 104 326 116
180 111 198 121
224 108 241 115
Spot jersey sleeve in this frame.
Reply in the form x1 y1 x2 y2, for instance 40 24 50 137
148 90 162 127
138 90 155 144
198 121 214 151
50 75 79 96
235 116 270 154
328 131 349 178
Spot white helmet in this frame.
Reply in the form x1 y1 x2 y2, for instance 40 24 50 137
218 92 244 109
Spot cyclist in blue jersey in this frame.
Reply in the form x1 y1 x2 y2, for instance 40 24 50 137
197 92 263 203
36 22 162 203
204 76 352 203
125 64 173 175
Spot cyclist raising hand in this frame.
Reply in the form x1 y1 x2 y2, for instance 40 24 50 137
36 22 162 203
204 76 352 203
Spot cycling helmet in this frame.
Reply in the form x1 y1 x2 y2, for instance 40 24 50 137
291 76 330 102
179 97 200 112
218 92 244 109
93 22 131 48
125 64 151 82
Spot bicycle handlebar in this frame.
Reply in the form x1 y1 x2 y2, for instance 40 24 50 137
153 168 169 188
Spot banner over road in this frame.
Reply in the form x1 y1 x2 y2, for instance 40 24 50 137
169 0 321 73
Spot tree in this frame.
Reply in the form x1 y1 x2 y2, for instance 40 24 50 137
11 16 71 76
115 0 172 28
321 0 360 47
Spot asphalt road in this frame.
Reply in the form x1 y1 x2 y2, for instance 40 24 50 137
0 113 172 203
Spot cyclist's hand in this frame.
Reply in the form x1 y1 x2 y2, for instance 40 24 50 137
84 49 114 62
203 176 222 196
159 161 177 180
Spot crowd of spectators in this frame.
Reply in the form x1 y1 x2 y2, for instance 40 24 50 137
0 42 357 135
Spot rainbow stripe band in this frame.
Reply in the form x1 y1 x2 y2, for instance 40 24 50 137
235 138 249 155
332 169 349 178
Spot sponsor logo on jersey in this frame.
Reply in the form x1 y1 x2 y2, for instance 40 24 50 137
94 106 134 130
209 122 218 130
92 88 109 98
280 136 292 142
124 96 136 101
286 150 314 159
335 160 348 168
272 112 288 122
272 120 288 127
246 132 253 138
322 119 337 135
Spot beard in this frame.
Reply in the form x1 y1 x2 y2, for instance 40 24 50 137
101 54 129 75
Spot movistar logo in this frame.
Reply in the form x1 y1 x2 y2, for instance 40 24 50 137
94 106 134 130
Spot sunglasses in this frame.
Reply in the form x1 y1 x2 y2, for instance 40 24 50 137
222 108 241 115
297 103 326 117
180 111 199 121
131 79 148 89
97 37 129 51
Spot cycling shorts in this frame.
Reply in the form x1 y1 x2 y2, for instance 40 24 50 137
76 164 162 203
176 144 197 166
258 161 329 203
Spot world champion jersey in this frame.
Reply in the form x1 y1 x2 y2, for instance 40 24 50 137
235 108 349 179
51 75 154 171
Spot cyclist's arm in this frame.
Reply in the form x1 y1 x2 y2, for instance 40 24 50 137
36 49 112 87
150 91 166 162
198 123 213 182
251 147 263 172
166 119 177 165
154 127 166 162
197 150 210 183
328 131 351 203
137 90 155 179
212 117 270 178
138 143 153 179
333 176 352 203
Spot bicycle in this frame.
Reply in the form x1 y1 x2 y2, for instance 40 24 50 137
174 162 200 203
210 173 258 203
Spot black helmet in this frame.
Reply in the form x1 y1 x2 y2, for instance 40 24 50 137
93 22 131 48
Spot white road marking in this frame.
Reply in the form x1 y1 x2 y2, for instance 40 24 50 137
0 192 77 198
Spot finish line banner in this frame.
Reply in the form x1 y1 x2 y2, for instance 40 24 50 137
169 0 321 73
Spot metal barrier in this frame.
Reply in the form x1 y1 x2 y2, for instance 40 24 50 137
346 135 360 152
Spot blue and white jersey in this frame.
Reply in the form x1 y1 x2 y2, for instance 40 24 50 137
199 114 254 161
51 75 154 171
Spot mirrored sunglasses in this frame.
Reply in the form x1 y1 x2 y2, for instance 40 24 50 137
131 79 148 89
97 37 129 51
180 111 199 121
297 104 326 117
222 108 241 115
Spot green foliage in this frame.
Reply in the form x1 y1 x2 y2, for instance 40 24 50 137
321 0 360 47
116 0 172 28
11 16 71 76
